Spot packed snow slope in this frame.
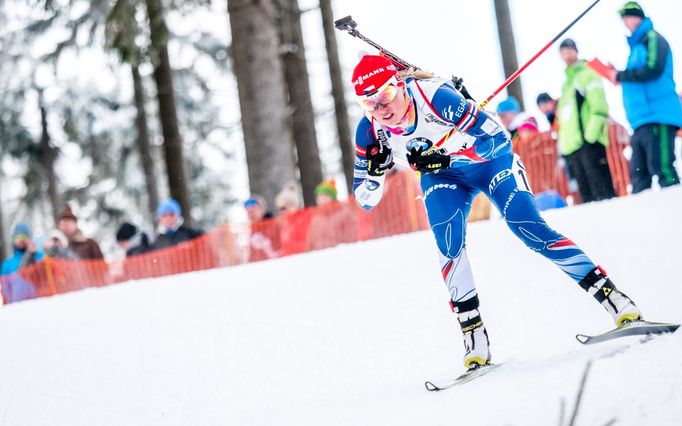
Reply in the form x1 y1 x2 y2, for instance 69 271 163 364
1 188 681 426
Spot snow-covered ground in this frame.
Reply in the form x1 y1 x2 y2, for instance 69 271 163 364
0 187 681 426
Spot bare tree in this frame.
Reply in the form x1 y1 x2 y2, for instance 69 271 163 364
493 0 525 110
131 65 160 225
319 0 354 193
144 0 193 224
107 0 161 226
228 0 297 208
0 182 6 261
277 0 323 207
37 89 61 225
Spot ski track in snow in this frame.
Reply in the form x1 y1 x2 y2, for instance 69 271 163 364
0 187 681 425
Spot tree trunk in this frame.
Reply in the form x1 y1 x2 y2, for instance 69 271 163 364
0 181 6 261
228 0 297 209
319 0 354 193
37 89 60 225
131 65 160 225
144 0 192 225
493 0 525 110
277 0 323 207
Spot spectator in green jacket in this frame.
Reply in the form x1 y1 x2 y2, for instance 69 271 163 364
557 38 616 203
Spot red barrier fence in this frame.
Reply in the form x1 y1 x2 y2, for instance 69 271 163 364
515 121 631 201
2 123 633 304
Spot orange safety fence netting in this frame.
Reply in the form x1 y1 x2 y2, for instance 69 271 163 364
2 123 632 303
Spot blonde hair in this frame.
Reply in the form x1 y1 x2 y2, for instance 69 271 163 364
398 67 435 80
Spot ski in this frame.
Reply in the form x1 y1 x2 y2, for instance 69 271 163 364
425 363 502 391
576 320 680 345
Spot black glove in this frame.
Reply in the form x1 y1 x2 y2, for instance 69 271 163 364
366 141 394 176
407 146 451 173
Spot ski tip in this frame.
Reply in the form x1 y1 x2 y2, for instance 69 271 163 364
424 381 441 392
575 334 589 344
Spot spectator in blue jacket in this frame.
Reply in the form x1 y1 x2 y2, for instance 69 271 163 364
1 223 43 303
609 2 682 193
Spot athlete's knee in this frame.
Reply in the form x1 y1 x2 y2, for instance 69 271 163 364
431 210 466 259
505 214 562 252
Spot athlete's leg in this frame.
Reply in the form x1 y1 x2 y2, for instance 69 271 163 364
478 154 641 325
420 171 477 302
484 154 596 281
421 171 491 368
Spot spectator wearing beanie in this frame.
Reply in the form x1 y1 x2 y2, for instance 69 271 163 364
42 229 78 260
557 37 615 203
275 182 312 256
275 182 303 215
57 204 104 260
314 179 338 206
116 222 151 257
244 195 281 262
1 223 43 303
496 96 539 149
536 92 559 131
244 195 273 223
150 199 203 252
1 223 43 274
608 2 682 193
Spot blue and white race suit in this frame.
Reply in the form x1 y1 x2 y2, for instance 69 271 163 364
353 77 596 303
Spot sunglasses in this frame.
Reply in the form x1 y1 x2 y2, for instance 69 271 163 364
13 234 29 243
357 78 401 112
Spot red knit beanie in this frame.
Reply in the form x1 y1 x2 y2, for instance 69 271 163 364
352 55 399 97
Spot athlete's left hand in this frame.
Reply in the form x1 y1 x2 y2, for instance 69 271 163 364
407 146 451 173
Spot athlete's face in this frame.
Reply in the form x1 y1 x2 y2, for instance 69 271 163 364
366 84 410 127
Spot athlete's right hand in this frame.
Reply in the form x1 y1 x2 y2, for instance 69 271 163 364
366 142 394 176
407 146 451 173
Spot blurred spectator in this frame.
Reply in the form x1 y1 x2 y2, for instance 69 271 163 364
115 222 151 257
557 38 615 202
679 92 682 139
42 230 78 259
0 223 43 303
150 199 203 251
244 195 274 222
496 96 539 149
244 195 280 261
58 204 104 260
314 179 337 206
533 190 568 211
275 181 302 214
536 92 559 131
307 179 358 251
609 2 682 192
275 182 312 256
